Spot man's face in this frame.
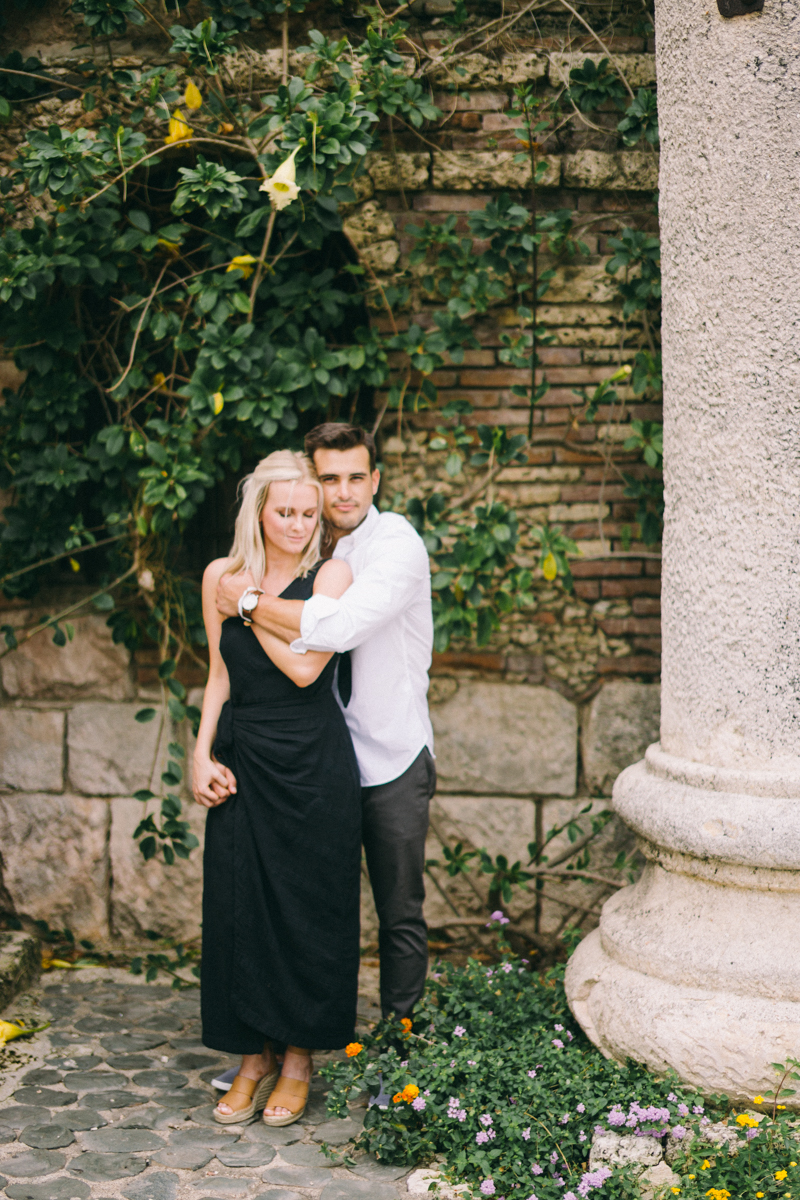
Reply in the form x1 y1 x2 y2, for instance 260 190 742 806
312 445 380 535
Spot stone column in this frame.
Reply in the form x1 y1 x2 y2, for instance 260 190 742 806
565 0 800 1100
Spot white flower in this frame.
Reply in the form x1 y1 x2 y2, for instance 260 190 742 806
259 146 301 211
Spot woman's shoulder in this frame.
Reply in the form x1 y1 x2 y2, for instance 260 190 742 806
202 557 236 591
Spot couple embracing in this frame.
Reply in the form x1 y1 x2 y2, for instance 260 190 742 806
192 422 436 1127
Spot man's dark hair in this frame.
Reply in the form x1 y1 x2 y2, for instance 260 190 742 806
304 422 376 471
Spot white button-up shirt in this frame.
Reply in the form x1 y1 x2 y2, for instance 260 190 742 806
290 505 434 787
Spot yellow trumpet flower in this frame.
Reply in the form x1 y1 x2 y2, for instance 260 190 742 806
259 146 301 211
0 1019 50 1047
184 81 203 110
542 551 557 581
164 109 193 144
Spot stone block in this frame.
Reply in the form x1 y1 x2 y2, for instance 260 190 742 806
67 702 164 796
407 1169 469 1196
563 150 659 191
365 152 430 191
434 796 535 866
343 202 397 249
0 709 64 792
549 53 657 89
0 930 41 1011
0 612 134 702
109 798 206 941
589 1130 663 1170
582 680 660 795
432 150 560 191
0 793 110 940
431 681 577 795
542 265 619 305
359 240 400 272
429 51 547 88
639 1161 680 1198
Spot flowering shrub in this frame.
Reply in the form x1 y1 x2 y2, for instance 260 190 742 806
322 946 800 1200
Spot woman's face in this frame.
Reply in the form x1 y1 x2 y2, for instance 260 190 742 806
260 480 320 557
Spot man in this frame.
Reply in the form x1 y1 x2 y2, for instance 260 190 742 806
216 422 436 1022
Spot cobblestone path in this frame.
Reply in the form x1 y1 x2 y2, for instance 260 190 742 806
0 967 414 1200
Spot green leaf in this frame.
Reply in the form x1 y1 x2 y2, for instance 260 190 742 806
92 593 115 611
128 209 151 232
135 707 157 723
158 658 176 679
133 789 155 801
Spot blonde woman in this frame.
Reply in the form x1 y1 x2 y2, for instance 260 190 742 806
193 450 361 1128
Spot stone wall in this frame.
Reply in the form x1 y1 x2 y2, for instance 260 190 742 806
0 2 663 944
0 588 659 947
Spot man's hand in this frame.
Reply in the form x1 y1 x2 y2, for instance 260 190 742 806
217 570 255 618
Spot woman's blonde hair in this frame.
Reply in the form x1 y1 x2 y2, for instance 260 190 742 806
227 450 323 582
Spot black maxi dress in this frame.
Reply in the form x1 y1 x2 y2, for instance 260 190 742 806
201 568 362 1054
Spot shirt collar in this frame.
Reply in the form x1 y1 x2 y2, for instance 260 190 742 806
334 504 379 554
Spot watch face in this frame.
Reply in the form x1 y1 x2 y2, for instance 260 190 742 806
242 593 258 612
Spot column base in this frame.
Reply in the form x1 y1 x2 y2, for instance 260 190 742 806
564 744 800 1104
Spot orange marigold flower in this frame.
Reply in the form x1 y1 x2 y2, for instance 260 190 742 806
401 1084 420 1102
401 1017 413 1032
345 1043 363 1058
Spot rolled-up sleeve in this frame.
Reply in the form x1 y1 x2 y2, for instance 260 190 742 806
290 534 429 655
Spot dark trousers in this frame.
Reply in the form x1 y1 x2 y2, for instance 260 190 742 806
361 747 436 1020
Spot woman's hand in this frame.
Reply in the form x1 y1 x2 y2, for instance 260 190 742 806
192 754 238 808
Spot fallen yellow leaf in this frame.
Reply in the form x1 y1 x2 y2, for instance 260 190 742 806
184 81 202 110
542 551 557 581
212 391 224 415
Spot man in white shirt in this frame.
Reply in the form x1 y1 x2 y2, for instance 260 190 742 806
215 422 436 1021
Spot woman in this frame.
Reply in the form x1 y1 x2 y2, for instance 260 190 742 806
192 450 361 1127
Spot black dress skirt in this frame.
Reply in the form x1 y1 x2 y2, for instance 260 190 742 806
201 567 362 1054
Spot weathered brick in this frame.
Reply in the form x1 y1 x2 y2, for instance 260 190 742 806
571 560 642 578
633 595 662 614
543 407 572 424
601 579 661 598
645 559 663 576
633 636 662 654
597 655 661 676
432 91 508 111
539 366 613 385
573 581 600 600
561 484 627 502
599 617 661 636
460 368 531 388
413 194 488 211
538 347 583 365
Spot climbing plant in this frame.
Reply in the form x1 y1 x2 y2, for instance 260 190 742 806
0 0 661 862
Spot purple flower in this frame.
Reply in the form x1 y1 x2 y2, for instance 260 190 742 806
550 1151 559 1165
480 1181 496 1196
565 1194 578 1200
454 1026 466 1038
486 970 493 978
490 910 504 921
458 1111 466 1122
693 1105 704 1114
468 1060 477 1066
566 1031 573 1041
528 1070 537 1079
400 1060 408 1067
501 962 512 973
746 1127 759 1140
577 1166 612 1197
677 1104 689 1117
579 1131 587 1143
531 1163 543 1176
555 1024 564 1031
522 1127 531 1140
480 1113 493 1126
667 1092 677 1102
450 1060 456 1068
412 1097 426 1112
527 1195 538 1200
560 1113 569 1125
552 1039 564 1049
671 1125 686 1139
424 1089 431 1096
577 1103 585 1113
700 1116 710 1127
476 1130 490 1145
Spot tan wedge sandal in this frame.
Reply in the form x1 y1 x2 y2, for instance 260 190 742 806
214 1068 279 1125
262 1075 310 1127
